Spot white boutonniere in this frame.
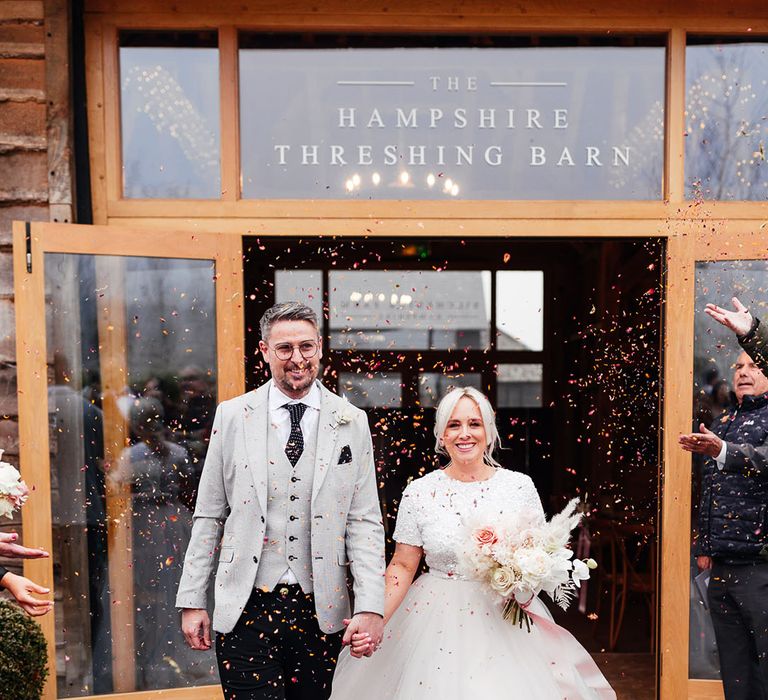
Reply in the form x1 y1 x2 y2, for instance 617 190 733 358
334 405 354 427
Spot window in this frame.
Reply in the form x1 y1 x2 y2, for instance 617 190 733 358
239 34 665 200
686 37 768 200
119 31 221 199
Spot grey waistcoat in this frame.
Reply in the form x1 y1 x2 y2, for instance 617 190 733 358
254 423 317 593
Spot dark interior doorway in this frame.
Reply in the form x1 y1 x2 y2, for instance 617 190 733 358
243 236 663 692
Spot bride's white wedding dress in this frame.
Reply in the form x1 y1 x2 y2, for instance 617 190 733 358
331 468 616 699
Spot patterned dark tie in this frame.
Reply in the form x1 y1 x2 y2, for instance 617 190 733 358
283 402 308 466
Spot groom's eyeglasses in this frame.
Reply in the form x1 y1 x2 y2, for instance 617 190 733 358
271 340 320 361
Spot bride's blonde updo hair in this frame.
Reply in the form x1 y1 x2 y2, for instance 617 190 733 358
433 386 502 468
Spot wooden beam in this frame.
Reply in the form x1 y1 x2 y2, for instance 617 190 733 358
13 220 57 700
94 256 136 692
79 684 224 700
216 232 245 399
82 0 768 24
659 229 696 700
688 679 725 699
44 0 74 221
85 16 108 224
664 28 686 202
102 23 122 204
219 26 240 201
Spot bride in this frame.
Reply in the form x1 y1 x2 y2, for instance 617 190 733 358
331 387 616 699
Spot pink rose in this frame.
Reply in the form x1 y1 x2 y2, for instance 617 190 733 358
472 526 499 548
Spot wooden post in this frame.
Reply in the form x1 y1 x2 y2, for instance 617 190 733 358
95 256 136 692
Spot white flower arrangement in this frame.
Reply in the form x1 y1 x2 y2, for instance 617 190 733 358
460 498 597 631
0 449 29 519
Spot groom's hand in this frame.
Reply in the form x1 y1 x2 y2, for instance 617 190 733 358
181 608 212 650
342 613 384 658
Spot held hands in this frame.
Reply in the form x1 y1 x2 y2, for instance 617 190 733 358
679 424 723 459
181 608 212 650
342 612 384 658
705 297 754 336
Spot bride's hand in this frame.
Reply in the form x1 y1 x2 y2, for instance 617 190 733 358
349 631 375 657
342 614 383 657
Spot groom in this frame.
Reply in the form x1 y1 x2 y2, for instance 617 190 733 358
176 301 385 699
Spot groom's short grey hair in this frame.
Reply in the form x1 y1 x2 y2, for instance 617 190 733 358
260 302 319 341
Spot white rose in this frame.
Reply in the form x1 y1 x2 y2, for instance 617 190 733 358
514 548 554 591
490 566 517 596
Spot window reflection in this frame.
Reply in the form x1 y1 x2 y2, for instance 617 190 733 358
120 32 221 199
329 270 491 350
340 372 402 407
275 270 323 322
496 271 544 351
686 39 768 201
418 372 482 407
498 363 543 408
46 254 219 696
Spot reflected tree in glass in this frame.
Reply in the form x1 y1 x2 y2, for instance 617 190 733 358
46 254 219 696
121 43 221 199
685 43 768 200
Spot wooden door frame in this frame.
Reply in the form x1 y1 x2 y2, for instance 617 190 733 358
12 221 242 700
664 225 768 700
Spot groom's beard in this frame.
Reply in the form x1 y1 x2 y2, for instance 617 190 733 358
275 361 318 395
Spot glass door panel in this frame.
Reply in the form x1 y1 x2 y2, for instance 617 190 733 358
689 260 768 683
45 253 219 696
14 222 242 700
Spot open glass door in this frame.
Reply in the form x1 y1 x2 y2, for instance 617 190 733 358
13 222 242 700
661 228 768 700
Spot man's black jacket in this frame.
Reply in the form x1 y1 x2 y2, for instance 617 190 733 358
697 391 768 561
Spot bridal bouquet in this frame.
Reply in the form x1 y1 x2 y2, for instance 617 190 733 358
0 450 29 519
460 498 596 631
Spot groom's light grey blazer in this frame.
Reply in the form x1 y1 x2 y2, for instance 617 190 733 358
175 380 385 634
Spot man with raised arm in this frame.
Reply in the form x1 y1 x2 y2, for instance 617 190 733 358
680 334 768 700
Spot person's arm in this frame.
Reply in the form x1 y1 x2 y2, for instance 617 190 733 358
680 422 768 477
383 543 423 624
705 297 768 372
342 413 386 656
347 542 423 658
0 567 52 616
721 439 768 478
176 405 228 649
738 318 768 374
344 412 386 618
0 532 49 560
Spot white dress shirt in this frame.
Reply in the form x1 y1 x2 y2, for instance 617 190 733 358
268 380 322 584
715 440 727 469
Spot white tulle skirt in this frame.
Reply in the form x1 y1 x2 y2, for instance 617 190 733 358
330 572 616 700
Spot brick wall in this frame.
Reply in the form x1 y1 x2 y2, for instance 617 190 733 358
0 0 74 574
